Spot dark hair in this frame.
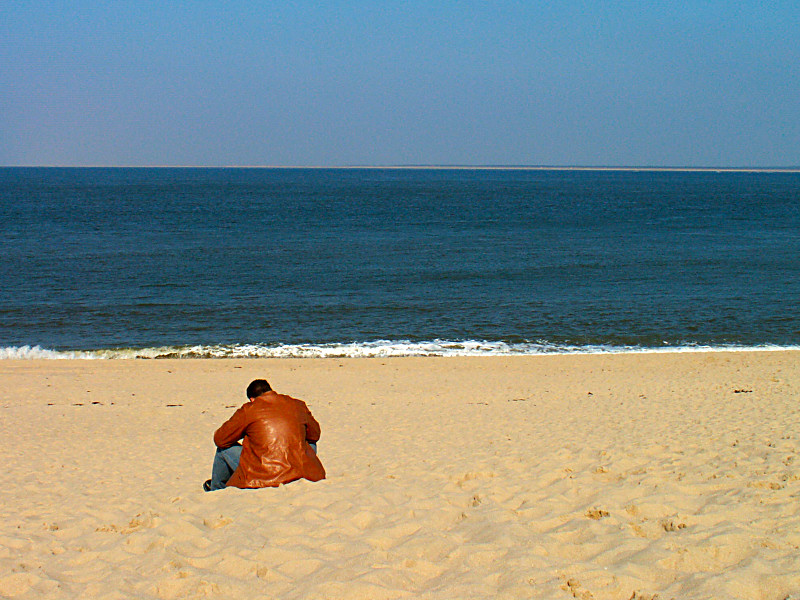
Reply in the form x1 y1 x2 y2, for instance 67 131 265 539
246 379 272 399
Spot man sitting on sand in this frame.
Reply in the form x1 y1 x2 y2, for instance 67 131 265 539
204 379 325 491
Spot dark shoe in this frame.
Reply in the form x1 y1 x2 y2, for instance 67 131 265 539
202 479 212 492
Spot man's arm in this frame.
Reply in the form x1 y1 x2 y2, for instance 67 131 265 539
304 403 321 443
213 405 249 449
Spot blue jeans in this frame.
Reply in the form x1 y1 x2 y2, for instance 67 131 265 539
208 444 243 491
208 442 318 491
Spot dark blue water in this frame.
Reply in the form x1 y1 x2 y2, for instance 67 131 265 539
1 167 798 357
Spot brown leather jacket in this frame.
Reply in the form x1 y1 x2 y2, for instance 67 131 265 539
213 391 325 488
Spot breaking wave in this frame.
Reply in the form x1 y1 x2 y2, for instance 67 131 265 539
1 340 798 359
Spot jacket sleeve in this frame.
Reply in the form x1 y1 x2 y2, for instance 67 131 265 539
213 404 249 448
303 402 321 443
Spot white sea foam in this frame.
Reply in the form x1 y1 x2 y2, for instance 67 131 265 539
1 341 798 359
0 345 90 359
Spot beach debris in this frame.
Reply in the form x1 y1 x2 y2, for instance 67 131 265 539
165 404 183 407
585 508 609 520
733 389 753 393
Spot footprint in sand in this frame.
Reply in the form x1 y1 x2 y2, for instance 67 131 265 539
453 471 497 488
202 515 232 529
154 578 219 600
0 572 43 598
96 511 160 534
561 577 594 600
660 518 687 532
585 509 609 520
747 480 784 490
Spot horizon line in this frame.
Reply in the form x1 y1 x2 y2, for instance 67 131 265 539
3 164 800 173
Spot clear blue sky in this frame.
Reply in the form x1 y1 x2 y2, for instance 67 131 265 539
2 1 798 167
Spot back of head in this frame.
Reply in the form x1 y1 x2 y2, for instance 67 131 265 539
246 379 272 399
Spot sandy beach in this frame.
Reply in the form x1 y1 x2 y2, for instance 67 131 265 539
1 351 798 599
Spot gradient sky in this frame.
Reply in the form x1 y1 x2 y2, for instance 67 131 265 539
2 2 798 167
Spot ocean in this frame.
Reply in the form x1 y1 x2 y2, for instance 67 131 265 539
1 167 798 358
